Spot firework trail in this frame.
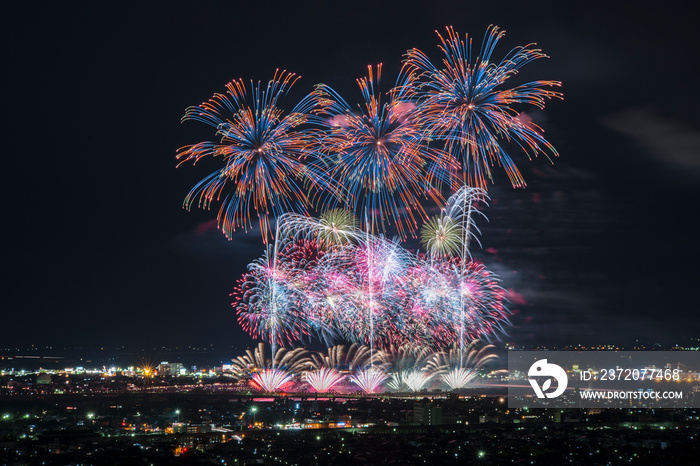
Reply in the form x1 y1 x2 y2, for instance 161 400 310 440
177 70 329 242
442 185 489 257
308 344 385 372
405 25 563 189
230 343 313 380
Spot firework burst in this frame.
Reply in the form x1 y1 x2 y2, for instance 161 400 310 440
404 370 434 392
233 247 310 347
420 215 462 258
312 64 455 238
177 70 328 242
440 367 477 390
405 25 563 188
317 209 359 246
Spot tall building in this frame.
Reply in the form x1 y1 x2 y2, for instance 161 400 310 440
413 401 443 426
157 362 186 376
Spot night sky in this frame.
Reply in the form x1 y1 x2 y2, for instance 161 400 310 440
4 1 699 352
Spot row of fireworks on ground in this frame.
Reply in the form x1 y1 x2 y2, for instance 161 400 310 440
228 343 498 394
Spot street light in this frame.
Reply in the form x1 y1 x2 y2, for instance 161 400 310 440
175 409 180 422
250 406 257 428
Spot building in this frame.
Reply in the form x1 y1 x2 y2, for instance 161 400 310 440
413 401 442 426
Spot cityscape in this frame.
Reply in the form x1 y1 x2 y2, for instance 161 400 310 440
2 347 700 464
3 343 700 463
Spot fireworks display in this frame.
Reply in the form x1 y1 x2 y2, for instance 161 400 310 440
233 187 509 352
176 25 562 395
230 343 495 394
178 26 560 238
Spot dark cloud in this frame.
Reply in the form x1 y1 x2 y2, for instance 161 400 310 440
602 107 700 180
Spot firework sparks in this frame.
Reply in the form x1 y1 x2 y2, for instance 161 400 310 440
349 367 389 394
304 367 345 393
440 367 477 390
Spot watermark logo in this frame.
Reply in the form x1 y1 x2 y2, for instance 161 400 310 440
528 359 568 398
